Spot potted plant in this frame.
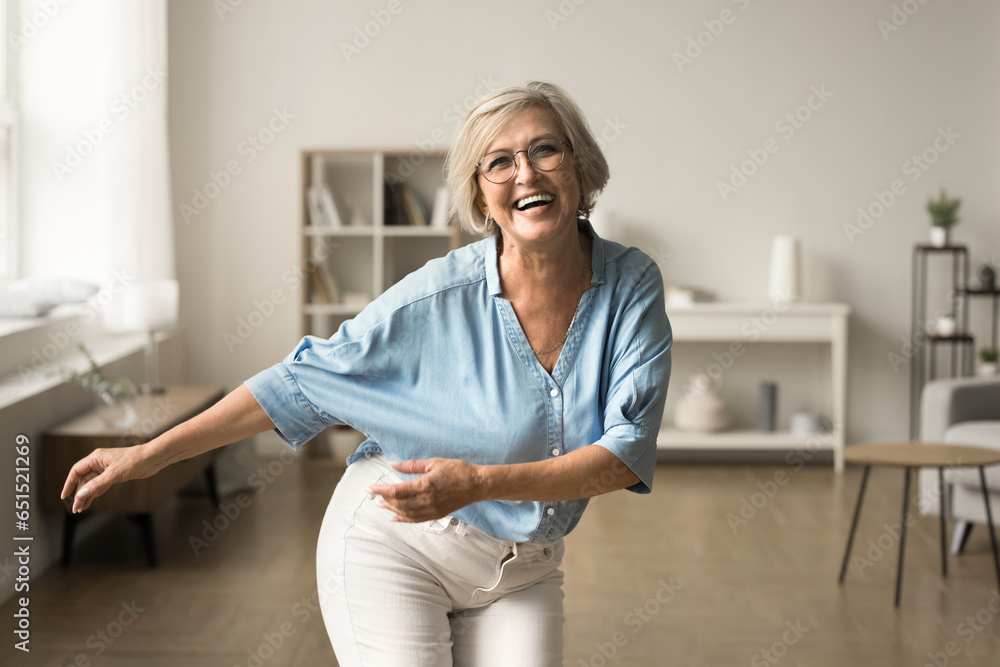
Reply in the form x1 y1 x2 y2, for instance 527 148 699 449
980 348 999 376
62 343 138 428
926 188 961 247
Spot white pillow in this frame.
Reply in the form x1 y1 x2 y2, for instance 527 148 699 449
0 278 99 318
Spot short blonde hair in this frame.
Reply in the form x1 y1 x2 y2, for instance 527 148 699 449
445 81 610 237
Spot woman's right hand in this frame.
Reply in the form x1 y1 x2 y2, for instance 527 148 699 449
60 445 159 514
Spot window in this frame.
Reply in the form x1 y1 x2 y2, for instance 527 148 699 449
0 0 16 282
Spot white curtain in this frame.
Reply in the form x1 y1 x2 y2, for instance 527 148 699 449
19 0 174 328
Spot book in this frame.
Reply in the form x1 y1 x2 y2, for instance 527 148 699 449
307 186 327 228
430 186 450 229
319 185 342 227
317 263 342 303
309 268 330 304
402 186 428 226
384 181 407 225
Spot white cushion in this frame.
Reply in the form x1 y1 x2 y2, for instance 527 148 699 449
943 421 1000 491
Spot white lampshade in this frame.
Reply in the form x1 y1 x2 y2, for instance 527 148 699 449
122 280 178 331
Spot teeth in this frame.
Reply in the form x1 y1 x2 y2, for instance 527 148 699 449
515 194 554 210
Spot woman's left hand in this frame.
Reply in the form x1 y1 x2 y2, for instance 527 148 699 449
369 458 485 523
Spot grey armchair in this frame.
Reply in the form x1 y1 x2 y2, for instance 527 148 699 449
918 376 1000 554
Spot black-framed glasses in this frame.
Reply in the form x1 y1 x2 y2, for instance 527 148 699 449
476 139 571 184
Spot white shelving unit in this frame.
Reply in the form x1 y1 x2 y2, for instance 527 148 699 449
299 149 475 338
658 302 850 471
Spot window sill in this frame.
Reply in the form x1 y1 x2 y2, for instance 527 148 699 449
0 307 175 411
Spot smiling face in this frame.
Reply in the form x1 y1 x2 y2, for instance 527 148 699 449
475 106 581 248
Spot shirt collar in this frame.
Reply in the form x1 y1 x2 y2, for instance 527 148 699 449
485 219 606 296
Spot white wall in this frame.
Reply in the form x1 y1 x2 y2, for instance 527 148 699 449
168 0 1000 448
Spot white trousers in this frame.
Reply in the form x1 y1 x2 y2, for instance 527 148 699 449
316 453 565 666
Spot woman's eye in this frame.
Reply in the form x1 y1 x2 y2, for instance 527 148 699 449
531 144 557 157
488 155 513 171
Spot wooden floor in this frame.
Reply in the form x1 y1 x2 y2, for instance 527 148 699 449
6 458 1000 666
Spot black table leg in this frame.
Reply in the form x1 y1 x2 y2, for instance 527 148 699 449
205 465 220 509
978 466 1000 591
895 467 912 607
134 514 158 568
61 512 77 568
839 465 871 584
939 467 947 577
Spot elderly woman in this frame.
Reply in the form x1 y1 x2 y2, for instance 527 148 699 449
62 81 671 666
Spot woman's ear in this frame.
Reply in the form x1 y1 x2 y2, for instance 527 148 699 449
474 192 488 218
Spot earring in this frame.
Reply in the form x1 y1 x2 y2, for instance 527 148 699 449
484 211 491 226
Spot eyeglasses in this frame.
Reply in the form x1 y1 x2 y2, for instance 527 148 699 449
476 139 571 184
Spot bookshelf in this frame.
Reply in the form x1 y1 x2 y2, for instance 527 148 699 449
299 149 476 339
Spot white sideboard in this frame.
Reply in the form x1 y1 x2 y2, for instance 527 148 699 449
658 302 850 471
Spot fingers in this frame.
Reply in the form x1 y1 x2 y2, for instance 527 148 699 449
369 480 418 500
389 459 432 475
60 451 116 514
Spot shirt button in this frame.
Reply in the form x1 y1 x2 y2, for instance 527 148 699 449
364 452 372 459
546 507 555 516
549 388 559 397
551 448 560 456
449 517 459 526
543 547 552 557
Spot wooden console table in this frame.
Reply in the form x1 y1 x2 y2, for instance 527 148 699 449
41 385 226 566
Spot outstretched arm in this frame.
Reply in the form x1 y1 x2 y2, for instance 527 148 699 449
370 445 639 523
61 384 275 513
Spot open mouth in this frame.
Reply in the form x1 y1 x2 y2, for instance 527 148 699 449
514 193 555 212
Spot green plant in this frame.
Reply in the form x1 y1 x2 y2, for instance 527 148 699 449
926 188 961 228
982 348 999 363
63 343 137 403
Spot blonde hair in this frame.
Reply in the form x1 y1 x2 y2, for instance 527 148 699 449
444 81 610 237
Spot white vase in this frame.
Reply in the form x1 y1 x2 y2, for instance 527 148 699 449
675 374 730 433
768 236 801 303
935 316 957 337
979 362 999 377
930 226 949 247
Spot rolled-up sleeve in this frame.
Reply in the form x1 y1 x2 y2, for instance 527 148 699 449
243 330 383 449
594 262 672 494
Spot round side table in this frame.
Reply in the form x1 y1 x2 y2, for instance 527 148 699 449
837 442 1000 606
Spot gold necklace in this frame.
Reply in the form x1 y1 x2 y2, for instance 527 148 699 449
532 257 589 356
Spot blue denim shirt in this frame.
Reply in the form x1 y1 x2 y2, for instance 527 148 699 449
244 221 671 543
